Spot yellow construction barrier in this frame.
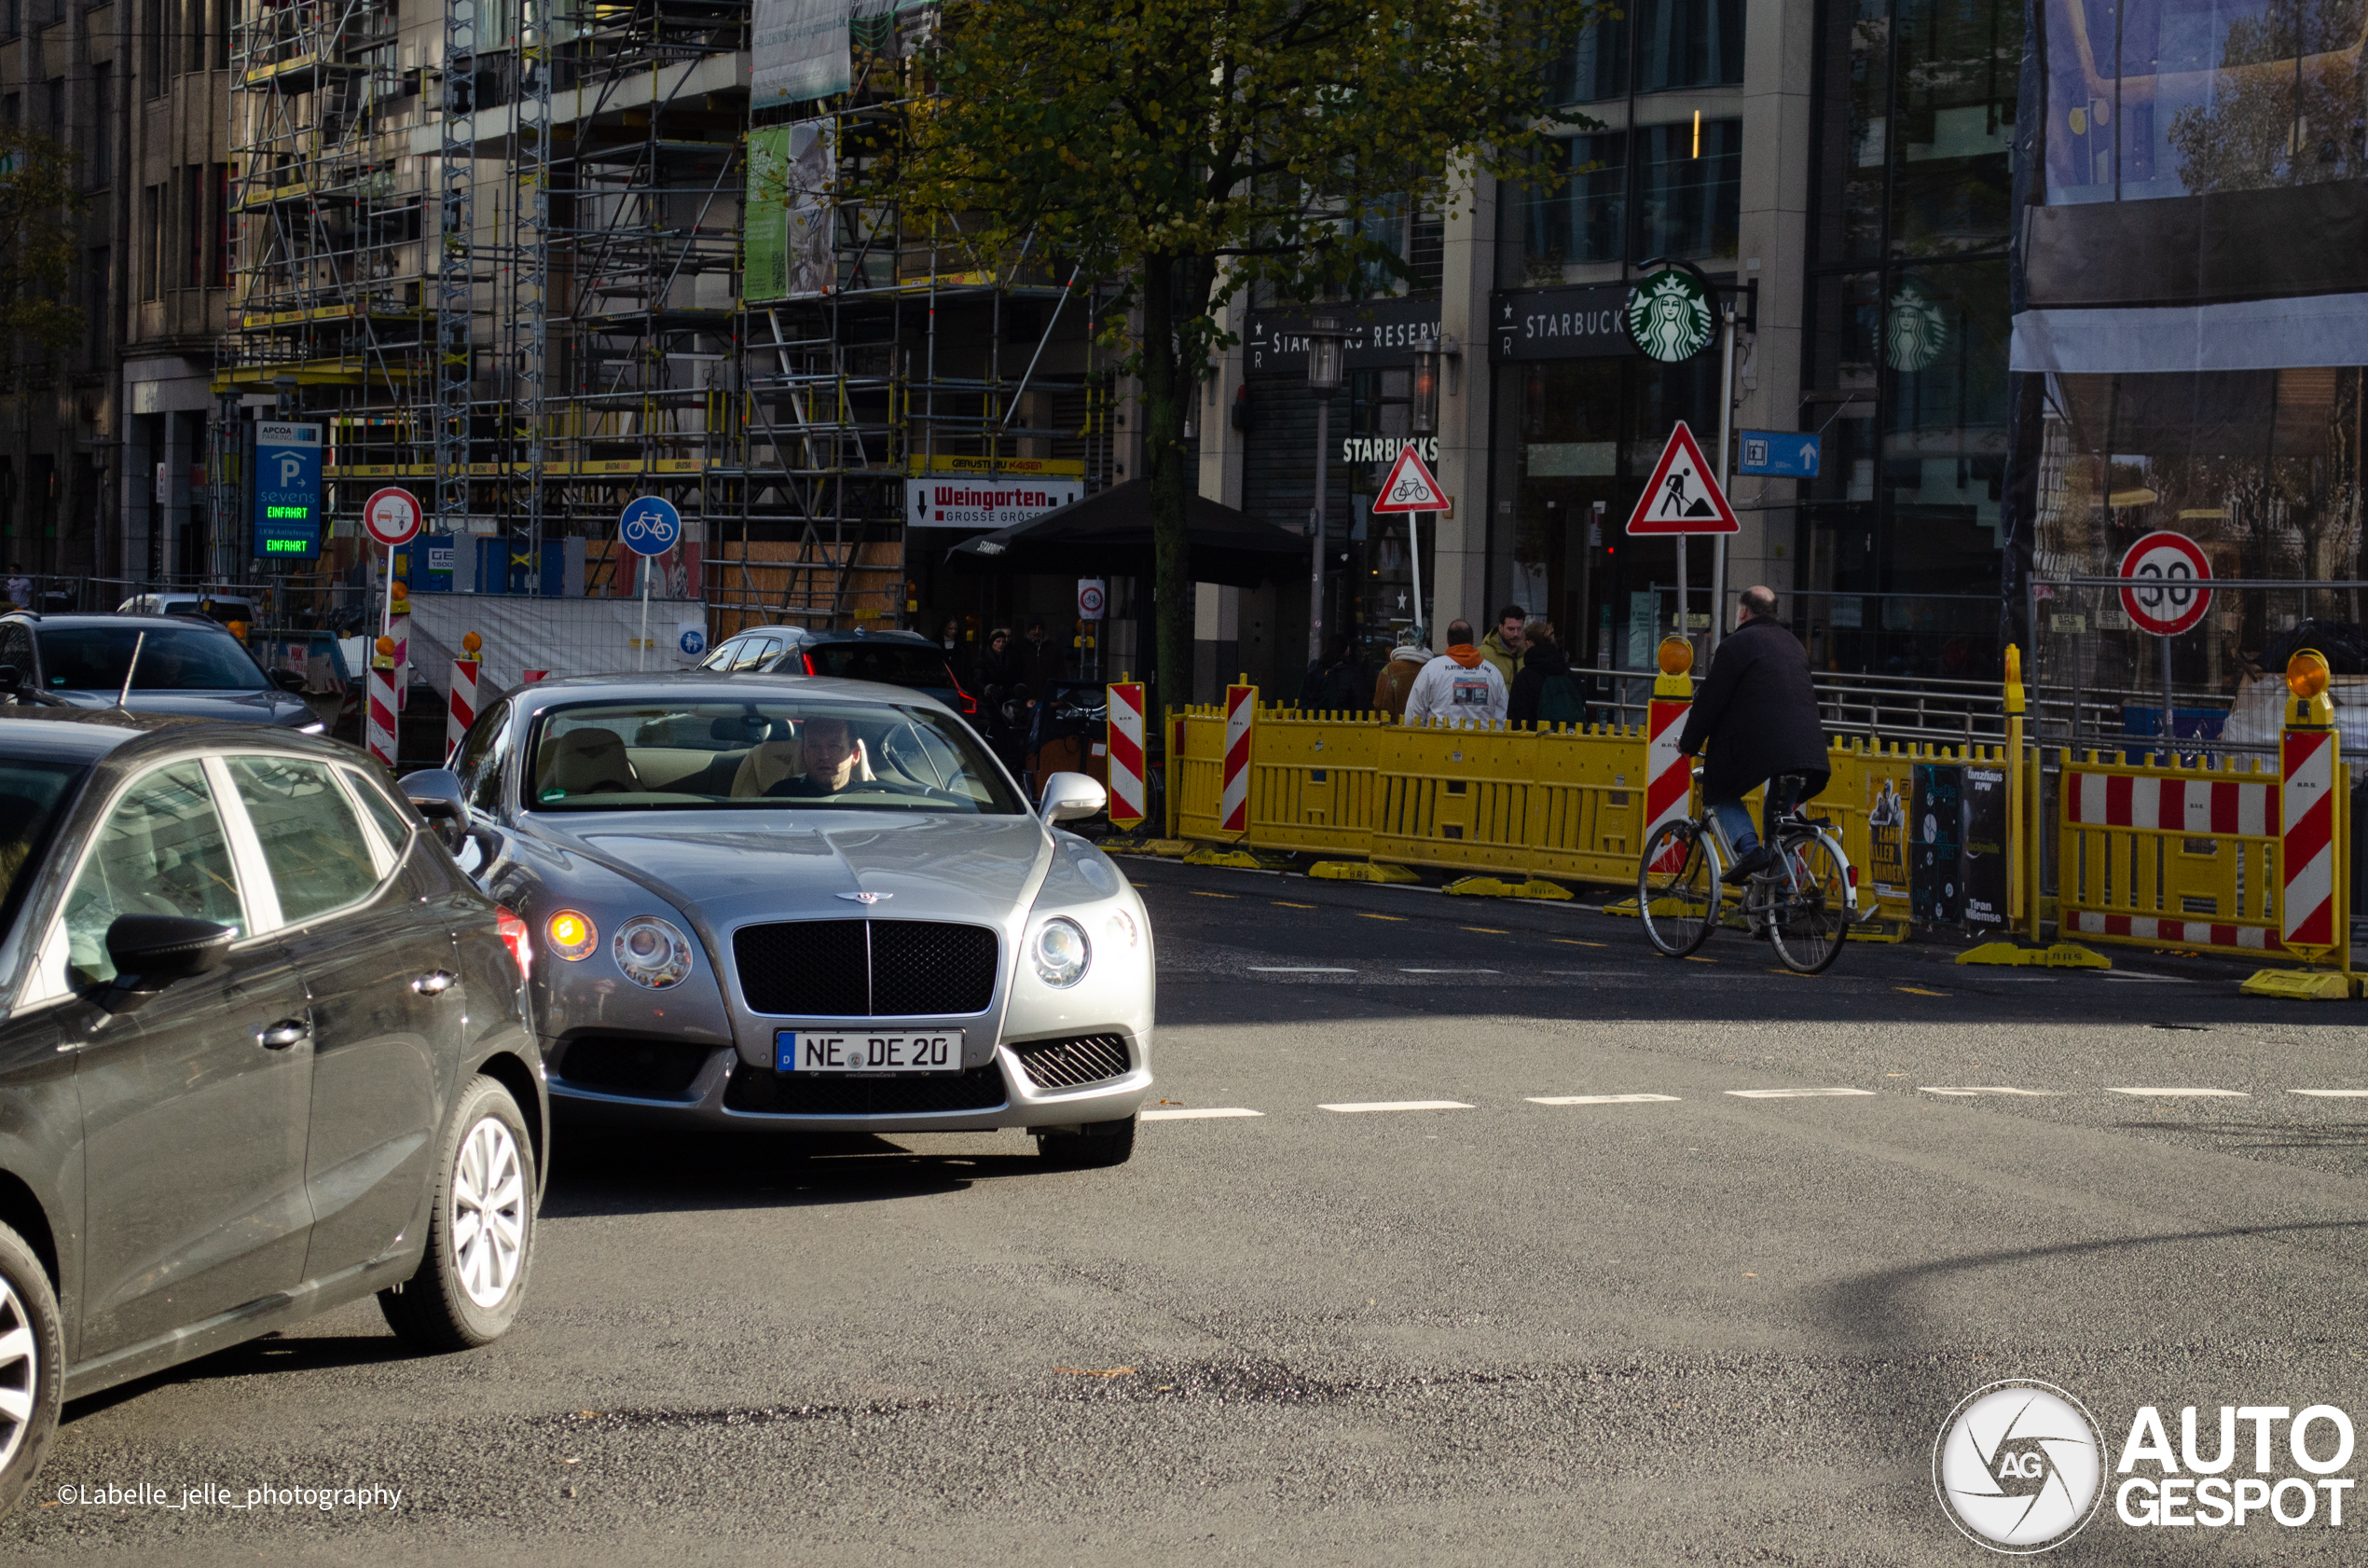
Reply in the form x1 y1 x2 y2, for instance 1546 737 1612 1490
2052 750 2286 961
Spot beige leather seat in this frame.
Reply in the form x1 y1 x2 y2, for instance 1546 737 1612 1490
729 734 874 797
541 728 641 795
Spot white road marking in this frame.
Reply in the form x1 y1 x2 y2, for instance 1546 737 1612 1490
1141 1107 1265 1121
1528 1093 1683 1106
2099 971 2196 983
1921 1086 2063 1096
2291 1089 2368 1098
1399 968 1500 974
1249 966 1356 973
2104 1086 2249 1097
1319 1100 1474 1114
1725 1087 1879 1099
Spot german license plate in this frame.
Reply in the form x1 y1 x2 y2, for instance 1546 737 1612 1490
778 1030 964 1075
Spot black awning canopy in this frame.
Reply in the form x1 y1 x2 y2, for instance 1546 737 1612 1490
941 478 1308 588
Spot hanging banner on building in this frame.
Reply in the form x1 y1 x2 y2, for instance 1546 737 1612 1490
253 422 323 559
906 476 1084 530
745 119 835 301
751 0 927 110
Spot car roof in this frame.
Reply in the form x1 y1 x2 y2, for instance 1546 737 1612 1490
0 707 351 763
721 625 938 648
8 612 238 632
503 670 957 714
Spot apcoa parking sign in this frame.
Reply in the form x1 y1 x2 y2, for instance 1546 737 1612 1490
253 422 323 559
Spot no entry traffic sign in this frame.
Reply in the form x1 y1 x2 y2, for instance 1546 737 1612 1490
2118 530 2212 637
363 487 423 549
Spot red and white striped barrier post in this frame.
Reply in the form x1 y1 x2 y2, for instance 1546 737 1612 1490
446 630 482 764
1107 677 1148 832
1645 637 1694 870
365 634 400 770
2245 649 2353 997
1220 680 1255 837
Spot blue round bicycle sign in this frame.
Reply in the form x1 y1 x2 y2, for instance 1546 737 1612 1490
620 496 682 557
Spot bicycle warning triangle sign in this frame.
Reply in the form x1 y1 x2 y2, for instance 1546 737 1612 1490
1371 444 1452 514
1627 421 1739 535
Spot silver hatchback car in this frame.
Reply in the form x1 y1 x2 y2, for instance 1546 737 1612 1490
402 672 1153 1165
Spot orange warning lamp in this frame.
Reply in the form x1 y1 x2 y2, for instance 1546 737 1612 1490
389 583 409 610
375 636 396 659
461 631 483 655
2286 648 2331 700
1657 636 1694 677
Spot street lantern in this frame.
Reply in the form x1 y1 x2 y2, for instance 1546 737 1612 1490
1410 345 1440 437
1304 314 1348 661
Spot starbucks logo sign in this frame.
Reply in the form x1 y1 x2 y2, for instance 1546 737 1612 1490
1887 288 1950 372
1624 268 1715 363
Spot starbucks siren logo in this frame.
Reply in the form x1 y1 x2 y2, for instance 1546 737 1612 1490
1625 268 1715 363
1887 287 1950 372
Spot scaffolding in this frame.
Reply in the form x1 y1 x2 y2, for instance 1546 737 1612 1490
220 0 1115 640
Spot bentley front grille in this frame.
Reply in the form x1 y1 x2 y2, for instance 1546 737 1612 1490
733 919 998 1017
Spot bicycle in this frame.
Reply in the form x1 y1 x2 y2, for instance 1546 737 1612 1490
1635 769 1864 974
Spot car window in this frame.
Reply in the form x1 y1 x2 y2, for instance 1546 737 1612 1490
227 756 382 923
698 638 743 672
802 642 954 687
0 622 32 681
62 760 246 985
344 766 415 856
455 699 512 811
734 637 779 672
0 760 85 942
527 697 1025 814
36 625 269 691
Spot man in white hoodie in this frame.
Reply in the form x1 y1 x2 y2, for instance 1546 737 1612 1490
1403 619 1508 726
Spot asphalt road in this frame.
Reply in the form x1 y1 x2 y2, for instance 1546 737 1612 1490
9 856 2368 1566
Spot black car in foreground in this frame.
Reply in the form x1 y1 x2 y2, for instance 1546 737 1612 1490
0 710 546 1514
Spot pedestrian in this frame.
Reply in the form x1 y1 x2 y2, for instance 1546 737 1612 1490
1019 615 1067 694
1403 618 1508 727
1298 634 1367 713
1677 585 1830 881
1507 619 1585 728
938 615 974 690
1478 602 1527 688
1372 632 1430 719
980 626 1019 689
3 565 26 610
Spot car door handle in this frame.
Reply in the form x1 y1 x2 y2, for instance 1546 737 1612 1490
256 1017 311 1051
412 970 457 997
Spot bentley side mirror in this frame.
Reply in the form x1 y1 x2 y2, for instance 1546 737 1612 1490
105 914 235 992
1039 771 1108 825
399 768 468 821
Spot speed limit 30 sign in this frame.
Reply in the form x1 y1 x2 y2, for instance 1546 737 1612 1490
2118 530 2212 636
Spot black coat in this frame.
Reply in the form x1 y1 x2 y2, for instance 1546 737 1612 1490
1675 616 1828 802
1506 643 1571 726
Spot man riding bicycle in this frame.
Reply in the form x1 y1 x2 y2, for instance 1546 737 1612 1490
1675 585 1829 884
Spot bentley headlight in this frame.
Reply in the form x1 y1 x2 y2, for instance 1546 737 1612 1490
1032 917 1090 987
613 915 693 989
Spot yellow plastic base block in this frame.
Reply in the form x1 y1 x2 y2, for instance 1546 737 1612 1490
1181 846 1290 870
1956 941 2113 970
1442 875 1574 901
1846 916 1911 943
1308 860 1423 884
1103 837 1191 858
2239 968 2360 1000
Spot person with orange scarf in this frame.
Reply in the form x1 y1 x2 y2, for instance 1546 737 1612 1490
1402 619 1508 726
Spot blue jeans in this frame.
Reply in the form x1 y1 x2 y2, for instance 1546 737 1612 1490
1706 799 1761 858
1707 774 1826 860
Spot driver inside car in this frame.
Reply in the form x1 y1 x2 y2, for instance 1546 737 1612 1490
763 716 869 799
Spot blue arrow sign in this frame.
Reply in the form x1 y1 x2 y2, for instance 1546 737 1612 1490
1737 430 1821 479
619 495 682 557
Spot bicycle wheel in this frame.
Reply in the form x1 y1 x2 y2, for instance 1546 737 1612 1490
1768 832 1850 974
1637 820 1718 957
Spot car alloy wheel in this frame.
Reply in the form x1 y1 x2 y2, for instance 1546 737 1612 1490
0 1221 62 1517
452 1116 528 1310
0 1273 37 1471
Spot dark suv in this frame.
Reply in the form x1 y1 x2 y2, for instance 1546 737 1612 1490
1 612 318 730
698 625 979 719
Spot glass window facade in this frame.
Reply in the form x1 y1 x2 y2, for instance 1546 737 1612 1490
1505 119 1743 283
1805 0 2021 673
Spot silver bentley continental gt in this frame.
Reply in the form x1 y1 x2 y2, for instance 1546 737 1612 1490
400 673 1153 1166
